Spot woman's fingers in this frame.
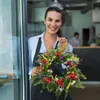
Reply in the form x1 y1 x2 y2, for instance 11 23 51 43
60 37 66 42
57 37 68 51
58 37 65 42
32 67 38 76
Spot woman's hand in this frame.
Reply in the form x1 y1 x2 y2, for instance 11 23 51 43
57 37 68 51
31 67 38 76
31 66 44 76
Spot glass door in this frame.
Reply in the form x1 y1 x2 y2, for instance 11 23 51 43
0 0 28 100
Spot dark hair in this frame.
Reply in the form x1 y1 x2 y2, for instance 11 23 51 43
44 6 64 37
74 32 79 36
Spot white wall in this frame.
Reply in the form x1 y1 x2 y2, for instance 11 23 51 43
63 10 93 45
95 24 100 37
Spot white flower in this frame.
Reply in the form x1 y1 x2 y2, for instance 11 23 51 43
67 71 70 74
58 87 64 92
47 69 53 73
55 76 58 81
71 80 76 85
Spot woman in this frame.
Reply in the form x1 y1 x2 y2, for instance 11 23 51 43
28 6 73 100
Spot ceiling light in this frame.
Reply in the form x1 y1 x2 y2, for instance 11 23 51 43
50 0 63 10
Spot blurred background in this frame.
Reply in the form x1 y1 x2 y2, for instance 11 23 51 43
27 0 100 46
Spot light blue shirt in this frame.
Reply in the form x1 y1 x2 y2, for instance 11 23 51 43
28 32 73 76
69 37 80 47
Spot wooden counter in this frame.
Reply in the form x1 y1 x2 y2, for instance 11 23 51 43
73 46 100 49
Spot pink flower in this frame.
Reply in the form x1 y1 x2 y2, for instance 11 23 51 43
60 56 64 60
66 75 71 79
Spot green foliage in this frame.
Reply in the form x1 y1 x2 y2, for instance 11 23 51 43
31 48 86 100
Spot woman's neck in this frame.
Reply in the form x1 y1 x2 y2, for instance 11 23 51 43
44 32 57 42
43 32 57 50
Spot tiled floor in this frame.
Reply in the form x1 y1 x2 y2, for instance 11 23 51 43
71 84 100 100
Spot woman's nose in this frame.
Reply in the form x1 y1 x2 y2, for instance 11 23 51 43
51 21 56 26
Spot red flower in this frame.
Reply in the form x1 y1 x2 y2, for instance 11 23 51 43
67 61 72 67
42 59 46 65
69 73 77 80
44 77 51 84
57 79 63 87
56 52 61 57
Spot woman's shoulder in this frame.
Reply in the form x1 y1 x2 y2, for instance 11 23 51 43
28 34 42 50
28 32 45 42
28 35 41 42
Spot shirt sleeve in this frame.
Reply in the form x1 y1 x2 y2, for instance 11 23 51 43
64 43 73 53
28 39 33 77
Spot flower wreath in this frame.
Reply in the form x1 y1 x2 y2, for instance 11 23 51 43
31 48 86 100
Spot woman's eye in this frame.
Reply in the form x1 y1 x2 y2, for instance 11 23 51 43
48 18 52 21
56 20 60 22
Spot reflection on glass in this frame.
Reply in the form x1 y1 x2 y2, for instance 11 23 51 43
0 0 21 100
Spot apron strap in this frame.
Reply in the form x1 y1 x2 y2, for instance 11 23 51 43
33 37 41 66
55 41 59 49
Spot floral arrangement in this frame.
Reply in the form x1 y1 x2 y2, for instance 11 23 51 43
31 48 86 100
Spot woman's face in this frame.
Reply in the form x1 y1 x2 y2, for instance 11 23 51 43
44 11 62 35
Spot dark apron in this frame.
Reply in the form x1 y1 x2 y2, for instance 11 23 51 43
31 37 72 100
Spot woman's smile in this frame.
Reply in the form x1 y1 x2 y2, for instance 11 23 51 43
49 27 57 31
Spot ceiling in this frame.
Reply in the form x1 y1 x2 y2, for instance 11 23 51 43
27 0 100 13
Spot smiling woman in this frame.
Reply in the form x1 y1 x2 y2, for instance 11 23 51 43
28 6 73 100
